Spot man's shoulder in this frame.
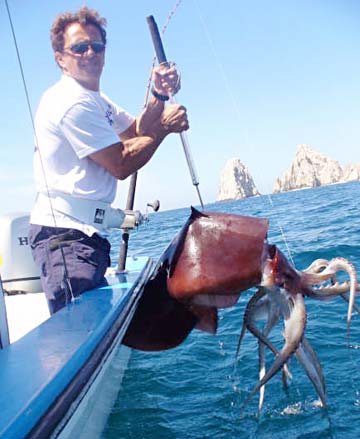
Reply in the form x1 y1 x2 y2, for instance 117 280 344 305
37 76 95 122
41 76 89 103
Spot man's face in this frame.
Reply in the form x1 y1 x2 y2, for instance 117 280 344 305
55 22 105 90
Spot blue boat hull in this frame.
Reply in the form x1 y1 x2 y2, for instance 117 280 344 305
0 256 153 438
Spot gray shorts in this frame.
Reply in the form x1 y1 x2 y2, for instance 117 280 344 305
29 225 111 314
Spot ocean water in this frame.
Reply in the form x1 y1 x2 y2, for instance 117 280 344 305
104 182 360 439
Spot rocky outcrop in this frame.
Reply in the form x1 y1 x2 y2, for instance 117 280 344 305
274 144 358 193
217 158 260 201
342 164 360 182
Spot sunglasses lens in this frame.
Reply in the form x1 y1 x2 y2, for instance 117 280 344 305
69 41 105 54
91 42 105 53
70 43 88 54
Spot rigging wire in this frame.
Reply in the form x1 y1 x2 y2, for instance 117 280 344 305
192 0 294 264
4 0 36 133
6 0 184 292
5 0 75 303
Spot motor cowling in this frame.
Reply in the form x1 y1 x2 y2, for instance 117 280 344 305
0 213 41 294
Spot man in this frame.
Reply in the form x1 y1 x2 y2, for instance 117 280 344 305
29 6 189 314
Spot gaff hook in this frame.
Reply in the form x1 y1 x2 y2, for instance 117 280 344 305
146 15 204 210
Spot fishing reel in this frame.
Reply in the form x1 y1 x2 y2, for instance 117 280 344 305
143 199 160 222
146 199 160 215
120 199 160 230
120 210 143 230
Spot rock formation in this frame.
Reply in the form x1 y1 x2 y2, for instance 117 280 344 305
342 164 360 182
274 144 359 193
217 158 260 201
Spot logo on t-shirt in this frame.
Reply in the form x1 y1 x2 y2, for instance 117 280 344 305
94 208 105 224
105 104 114 126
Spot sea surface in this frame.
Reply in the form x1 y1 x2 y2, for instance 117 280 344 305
104 182 360 439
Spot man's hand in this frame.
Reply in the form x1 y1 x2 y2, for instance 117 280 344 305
152 62 181 97
161 104 189 134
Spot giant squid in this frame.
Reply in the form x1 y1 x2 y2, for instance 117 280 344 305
123 207 358 409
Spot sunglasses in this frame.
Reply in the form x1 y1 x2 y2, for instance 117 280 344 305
65 41 106 55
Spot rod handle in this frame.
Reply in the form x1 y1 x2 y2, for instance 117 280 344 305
146 15 168 64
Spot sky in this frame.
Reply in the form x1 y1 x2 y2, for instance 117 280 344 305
1 0 360 215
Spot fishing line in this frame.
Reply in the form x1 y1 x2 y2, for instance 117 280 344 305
192 0 328 419
141 1 205 209
192 0 295 263
192 5 355 429
5 0 75 303
118 0 187 270
266 195 295 266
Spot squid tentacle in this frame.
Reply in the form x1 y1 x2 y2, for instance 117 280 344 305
303 258 330 274
295 336 326 406
242 292 306 409
236 288 291 411
303 257 358 333
340 293 360 315
237 251 357 411
237 288 282 360
236 288 268 360
303 257 350 286
258 307 293 411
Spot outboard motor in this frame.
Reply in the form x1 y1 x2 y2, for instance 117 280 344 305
0 213 41 294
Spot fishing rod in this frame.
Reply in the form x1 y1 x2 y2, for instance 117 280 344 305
146 15 204 210
118 11 204 271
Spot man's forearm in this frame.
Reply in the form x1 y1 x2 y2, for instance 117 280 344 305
136 94 165 137
90 99 187 180
119 132 167 178
90 132 167 180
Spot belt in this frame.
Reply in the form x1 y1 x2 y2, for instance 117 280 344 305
37 192 125 231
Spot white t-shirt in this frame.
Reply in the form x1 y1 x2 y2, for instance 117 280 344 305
30 75 135 235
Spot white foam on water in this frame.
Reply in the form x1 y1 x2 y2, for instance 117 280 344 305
280 401 303 415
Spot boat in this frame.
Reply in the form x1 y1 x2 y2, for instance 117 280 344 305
0 211 154 438
0 9 196 437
